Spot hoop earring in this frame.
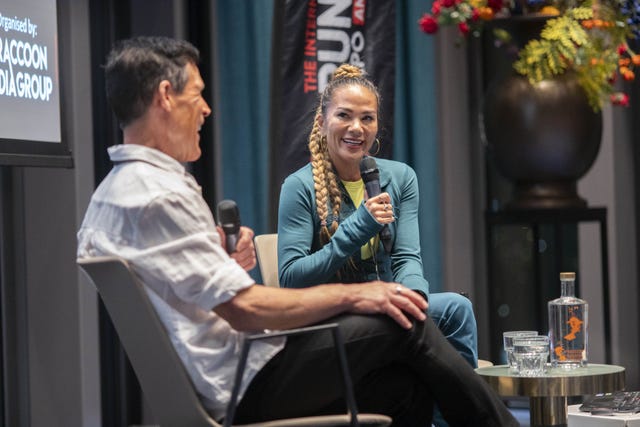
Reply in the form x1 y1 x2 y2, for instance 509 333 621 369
370 138 381 156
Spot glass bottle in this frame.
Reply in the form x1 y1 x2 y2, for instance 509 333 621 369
548 272 588 368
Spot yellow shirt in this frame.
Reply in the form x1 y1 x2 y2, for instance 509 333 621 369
342 179 378 260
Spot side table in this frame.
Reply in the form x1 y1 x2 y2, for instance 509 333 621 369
476 364 625 427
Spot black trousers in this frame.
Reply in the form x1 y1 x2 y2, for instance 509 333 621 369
234 314 518 427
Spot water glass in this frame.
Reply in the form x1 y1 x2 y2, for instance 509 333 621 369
512 336 550 377
503 331 538 372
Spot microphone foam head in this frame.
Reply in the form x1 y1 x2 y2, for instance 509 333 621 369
217 199 240 233
359 156 379 182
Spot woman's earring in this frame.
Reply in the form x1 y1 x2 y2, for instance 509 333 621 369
370 138 381 156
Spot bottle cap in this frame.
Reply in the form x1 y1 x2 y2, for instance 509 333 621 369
560 272 576 280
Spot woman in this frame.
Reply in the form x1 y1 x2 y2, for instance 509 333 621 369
277 64 478 369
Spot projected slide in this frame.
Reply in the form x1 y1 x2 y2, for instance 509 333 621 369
0 0 60 144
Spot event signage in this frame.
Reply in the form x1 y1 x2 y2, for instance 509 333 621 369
269 0 396 218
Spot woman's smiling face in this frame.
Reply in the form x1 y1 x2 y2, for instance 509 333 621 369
320 84 378 178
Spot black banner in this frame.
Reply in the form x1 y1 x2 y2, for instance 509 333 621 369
268 0 396 228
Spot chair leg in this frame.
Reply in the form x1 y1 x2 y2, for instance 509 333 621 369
332 327 359 427
224 340 252 427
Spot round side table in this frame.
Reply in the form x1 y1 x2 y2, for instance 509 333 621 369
476 363 625 427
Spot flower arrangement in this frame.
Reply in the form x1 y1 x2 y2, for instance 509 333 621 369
419 0 640 110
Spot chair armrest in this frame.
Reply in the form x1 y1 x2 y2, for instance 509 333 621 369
245 323 341 340
224 323 359 427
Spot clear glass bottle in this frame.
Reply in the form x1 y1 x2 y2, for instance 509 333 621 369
548 272 588 368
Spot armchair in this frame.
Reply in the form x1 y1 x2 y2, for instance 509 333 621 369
78 256 391 427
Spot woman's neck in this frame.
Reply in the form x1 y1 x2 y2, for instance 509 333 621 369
333 159 361 182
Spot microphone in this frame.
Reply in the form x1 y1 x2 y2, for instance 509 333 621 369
359 156 392 253
216 199 241 254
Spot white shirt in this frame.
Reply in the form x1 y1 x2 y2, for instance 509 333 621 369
77 144 285 420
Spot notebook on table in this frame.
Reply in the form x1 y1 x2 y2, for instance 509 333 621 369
580 391 640 415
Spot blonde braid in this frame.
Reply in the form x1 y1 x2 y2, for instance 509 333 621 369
332 63 363 80
308 107 333 244
325 162 341 235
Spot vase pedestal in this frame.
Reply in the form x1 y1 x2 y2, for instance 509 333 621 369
508 181 587 210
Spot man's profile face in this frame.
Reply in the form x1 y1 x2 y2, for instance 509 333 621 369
165 62 211 163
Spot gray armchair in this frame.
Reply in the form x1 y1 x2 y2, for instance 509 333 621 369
78 256 391 427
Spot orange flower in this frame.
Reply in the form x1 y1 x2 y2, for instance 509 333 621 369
620 66 635 81
477 7 494 20
582 19 594 29
540 6 560 15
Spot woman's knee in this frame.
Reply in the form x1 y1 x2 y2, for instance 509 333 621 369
429 292 475 326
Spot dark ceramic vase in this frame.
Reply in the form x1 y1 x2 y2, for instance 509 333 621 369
481 17 603 209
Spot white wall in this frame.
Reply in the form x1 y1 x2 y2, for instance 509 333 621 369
579 105 639 388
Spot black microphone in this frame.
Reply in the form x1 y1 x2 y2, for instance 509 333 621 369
216 199 241 254
359 156 392 253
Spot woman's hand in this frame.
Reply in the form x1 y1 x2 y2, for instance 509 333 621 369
364 192 395 225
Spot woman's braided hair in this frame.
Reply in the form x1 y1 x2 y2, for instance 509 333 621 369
308 63 380 248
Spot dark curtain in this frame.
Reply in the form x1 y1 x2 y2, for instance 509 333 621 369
213 0 274 240
394 1 442 289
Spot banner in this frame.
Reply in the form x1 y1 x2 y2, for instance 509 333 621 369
268 0 396 227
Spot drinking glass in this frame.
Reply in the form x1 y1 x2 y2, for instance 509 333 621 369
503 331 538 372
512 336 550 377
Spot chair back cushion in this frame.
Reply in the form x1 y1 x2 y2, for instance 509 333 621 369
254 234 280 287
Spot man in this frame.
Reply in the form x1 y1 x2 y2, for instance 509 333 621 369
78 36 517 426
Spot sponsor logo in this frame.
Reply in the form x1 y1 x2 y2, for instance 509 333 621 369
303 0 366 93
352 0 365 26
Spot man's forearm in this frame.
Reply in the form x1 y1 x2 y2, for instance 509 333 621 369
213 284 351 331
214 281 427 332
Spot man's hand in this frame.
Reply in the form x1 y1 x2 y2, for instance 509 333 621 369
347 281 428 329
217 225 256 271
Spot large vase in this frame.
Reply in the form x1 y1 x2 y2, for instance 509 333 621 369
481 17 603 209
